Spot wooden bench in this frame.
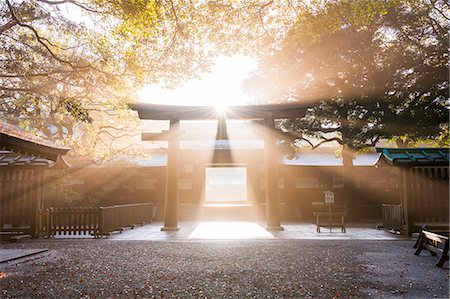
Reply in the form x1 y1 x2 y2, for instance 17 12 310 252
414 227 449 268
313 212 347 233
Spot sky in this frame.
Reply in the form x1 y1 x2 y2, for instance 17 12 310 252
59 4 257 107
137 55 257 106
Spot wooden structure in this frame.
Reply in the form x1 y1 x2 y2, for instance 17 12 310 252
132 103 309 231
41 203 153 237
414 226 449 268
0 121 70 236
312 195 347 233
313 212 347 233
66 148 390 222
376 148 449 235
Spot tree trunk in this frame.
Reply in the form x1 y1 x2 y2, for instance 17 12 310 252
342 148 354 167
342 147 354 220
396 138 410 148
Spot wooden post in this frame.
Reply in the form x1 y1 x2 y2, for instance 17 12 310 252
264 117 284 231
161 119 180 231
400 167 411 236
32 169 43 237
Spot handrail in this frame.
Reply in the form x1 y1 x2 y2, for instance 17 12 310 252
41 203 153 237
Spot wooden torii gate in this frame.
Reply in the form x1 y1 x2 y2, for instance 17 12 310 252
132 103 308 231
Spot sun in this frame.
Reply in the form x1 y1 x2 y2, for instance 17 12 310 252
137 55 257 107
214 104 228 114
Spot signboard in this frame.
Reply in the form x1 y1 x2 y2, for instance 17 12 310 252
324 191 335 204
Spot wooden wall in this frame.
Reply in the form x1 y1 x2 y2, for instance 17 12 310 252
69 154 449 224
405 166 449 231
0 167 44 235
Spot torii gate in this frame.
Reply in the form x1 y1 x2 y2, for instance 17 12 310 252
132 103 308 231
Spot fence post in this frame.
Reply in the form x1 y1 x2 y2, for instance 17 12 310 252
99 207 105 236
48 207 53 237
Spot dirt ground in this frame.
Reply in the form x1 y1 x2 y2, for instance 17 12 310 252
0 239 448 298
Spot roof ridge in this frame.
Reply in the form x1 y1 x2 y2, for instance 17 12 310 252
0 120 70 151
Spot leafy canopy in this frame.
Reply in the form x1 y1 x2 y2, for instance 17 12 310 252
0 0 284 160
244 0 449 158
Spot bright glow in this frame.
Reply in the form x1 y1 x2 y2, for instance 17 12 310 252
205 167 247 202
138 55 257 106
215 104 228 114
188 221 274 239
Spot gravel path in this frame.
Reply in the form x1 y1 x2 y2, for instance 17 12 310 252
0 239 448 298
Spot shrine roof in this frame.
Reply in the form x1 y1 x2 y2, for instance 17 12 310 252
126 152 381 167
282 153 382 166
376 147 449 166
0 150 53 167
132 103 309 120
0 121 70 161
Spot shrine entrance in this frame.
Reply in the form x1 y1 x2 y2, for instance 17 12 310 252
205 166 247 203
132 103 308 231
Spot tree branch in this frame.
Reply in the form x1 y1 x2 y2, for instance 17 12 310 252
35 0 103 14
0 19 18 35
6 0 77 67
311 136 343 149
5 0 114 78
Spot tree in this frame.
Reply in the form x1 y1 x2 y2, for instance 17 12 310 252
244 0 449 164
0 0 299 161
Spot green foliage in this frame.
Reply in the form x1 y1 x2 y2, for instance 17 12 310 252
0 1 206 159
2 0 447 164
244 0 449 160
0 0 291 161
43 170 87 207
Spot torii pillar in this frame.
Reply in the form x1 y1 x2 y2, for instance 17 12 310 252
264 117 284 231
161 119 180 231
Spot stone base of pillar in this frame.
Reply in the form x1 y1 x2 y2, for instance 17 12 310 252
161 226 180 231
266 225 284 231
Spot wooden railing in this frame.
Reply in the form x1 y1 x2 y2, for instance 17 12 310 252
41 207 100 237
99 203 154 236
41 203 153 237
381 204 402 232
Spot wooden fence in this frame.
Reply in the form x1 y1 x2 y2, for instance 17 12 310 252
41 207 99 237
98 203 154 236
381 204 402 232
41 203 153 237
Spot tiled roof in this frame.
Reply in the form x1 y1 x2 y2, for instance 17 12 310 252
0 150 52 166
0 121 67 150
112 152 381 167
282 153 382 166
0 121 70 161
134 154 167 167
376 148 450 166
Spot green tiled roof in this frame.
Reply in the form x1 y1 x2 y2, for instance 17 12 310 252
376 148 450 166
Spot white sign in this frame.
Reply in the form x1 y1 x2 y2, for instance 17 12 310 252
324 191 335 204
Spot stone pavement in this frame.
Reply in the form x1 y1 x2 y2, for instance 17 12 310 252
0 249 48 263
105 221 405 241
2 221 405 263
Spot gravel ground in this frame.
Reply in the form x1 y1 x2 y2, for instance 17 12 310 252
0 239 448 298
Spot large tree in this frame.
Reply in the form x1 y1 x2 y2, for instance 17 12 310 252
244 0 449 164
1 0 207 158
0 0 301 160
